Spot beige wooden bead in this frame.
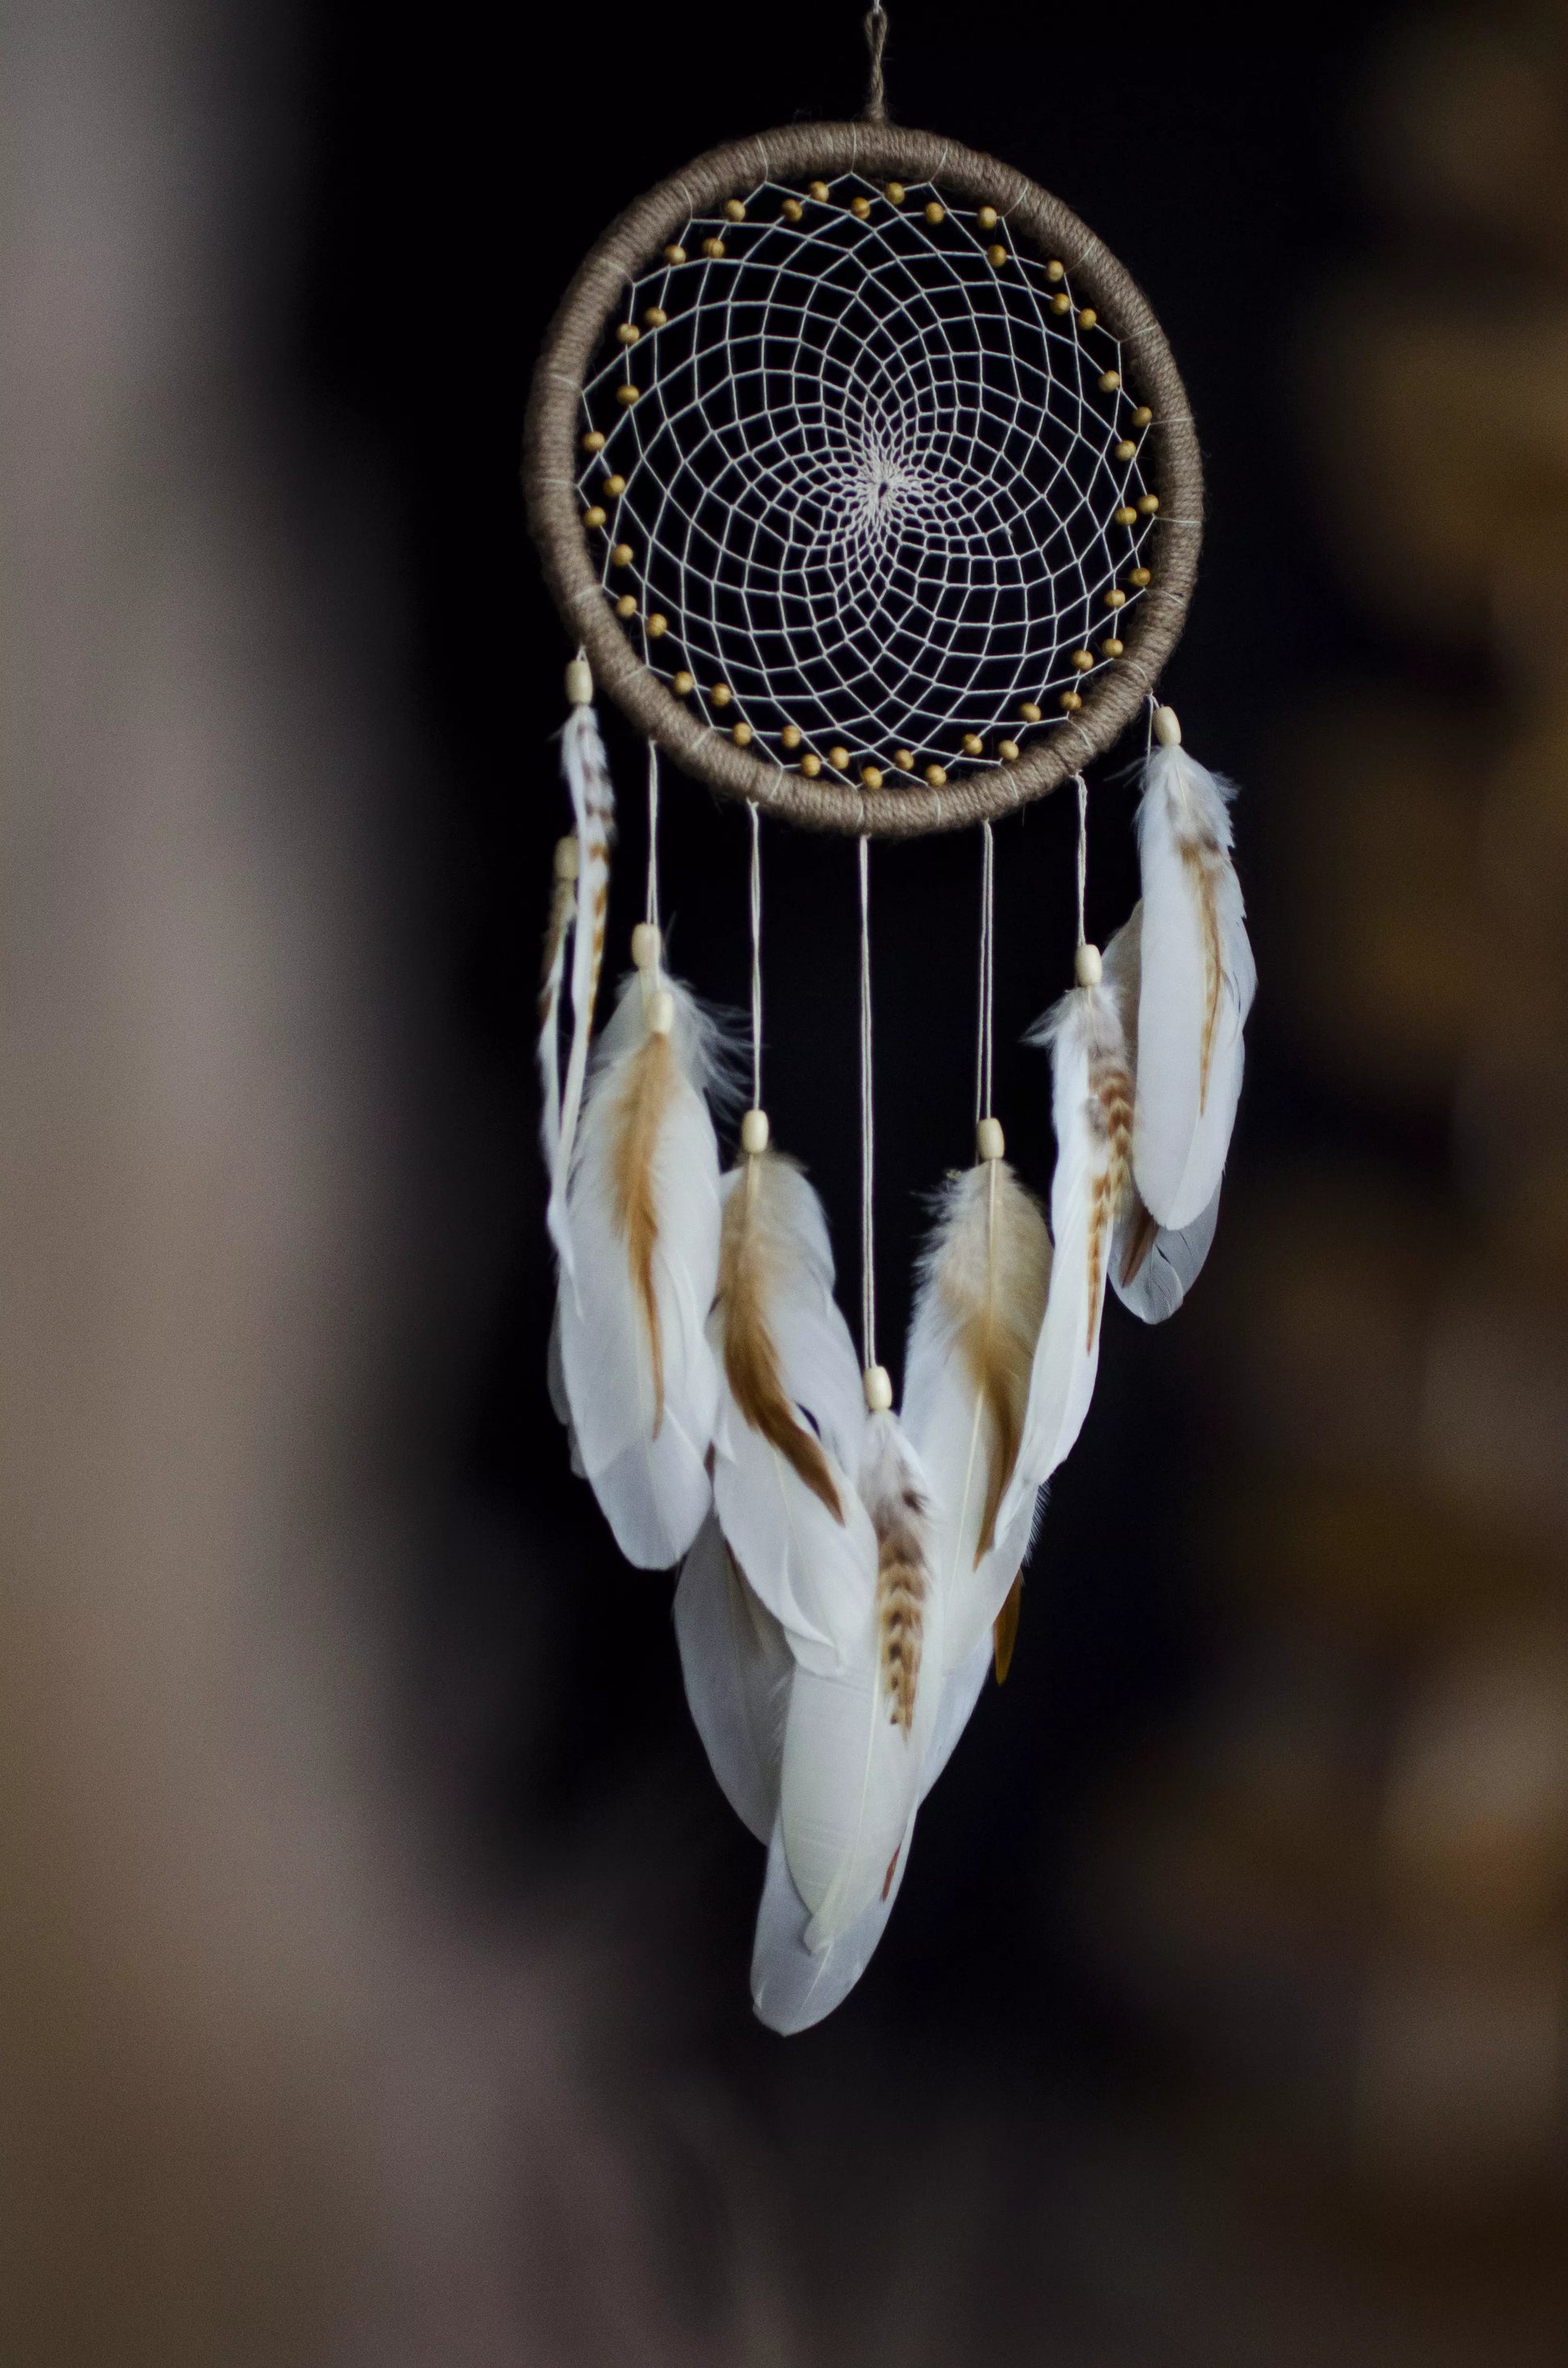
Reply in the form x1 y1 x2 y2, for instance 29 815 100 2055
962 733 984 756
978 206 1000 230
1078 306 1097 328
1101 636 1125 657
1129 565 1151 587
998 739 1020 762
647 988 675 1037
1115 505 1138 526
642 306 667 328
987 243 1007 267
863 1364 894 1414
780 724 802 750
828 744 850 769
711 683 732 707
724 198 745 222
582 430 606 452
1046 259 1064 280
977 1116 1006 1162
701 236 725 259
1104 588 1126 608
616 594 637 618
647 613 668 638
663 243 687 265
1099 368 1120 391
583 505 607 530
782 197 803 222
732 721 753 746
924 201 944 224
894 748 915 771
1018 700 1043 724
800 752 821 778
616 384 640 406
1114 438 1136 461
631 920 662 971
1137 492 1160 515
740 1108 770 1154
603 473 626 496
672 670 695 696
617 322 640 345
1152 703 1182 747
554 833 579 881
1060 689 1083 712
861 764 883 788
1074 941 1103 987
852 195 871 218
1070 649 1093 672
809 180 830 201
1131 405 1152 426
611 541 633 567
886 181 906 203
1052 292 1071 314
925 763 947 787
565 655 593 707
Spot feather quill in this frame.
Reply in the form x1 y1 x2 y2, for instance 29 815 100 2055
1101 905 1225 1323
1133 737 1255 1231
546 702 616 1270
902 1158 1052 1673
555 971 721 1568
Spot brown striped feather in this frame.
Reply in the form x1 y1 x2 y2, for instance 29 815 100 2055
609 1026 676 1433
874 1476 930 1734
716 1153 844 1522
1085 1049 1135 1352
941 1164 1051 1562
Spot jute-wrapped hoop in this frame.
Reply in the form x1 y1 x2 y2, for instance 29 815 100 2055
525 121 1202 839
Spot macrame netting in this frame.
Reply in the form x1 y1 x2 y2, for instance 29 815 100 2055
576 172 1159 787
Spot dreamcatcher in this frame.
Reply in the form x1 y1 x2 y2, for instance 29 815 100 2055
525 8 1255 2032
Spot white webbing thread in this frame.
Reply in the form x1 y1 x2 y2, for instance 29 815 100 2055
858 835 877 1373
975 819 995 1126
1074 772 1089 949
749 801 763 1111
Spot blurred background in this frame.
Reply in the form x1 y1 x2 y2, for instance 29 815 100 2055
6 1 1568 2358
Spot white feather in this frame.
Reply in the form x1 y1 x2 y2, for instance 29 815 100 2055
1133 742 1255 1231
547 702 616 1272
673 1514 791 1845
555 972 721 1568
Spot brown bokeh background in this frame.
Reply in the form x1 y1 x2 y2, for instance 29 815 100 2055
5 3 1567 2360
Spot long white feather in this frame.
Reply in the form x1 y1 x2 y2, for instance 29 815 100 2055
902 1159 1052 1673
1133 739 1255 1231
1101 905 1225 1324
555 971 721 1568
997 978 1134 1542
547 702 616 1271
708 1152 874 1666
673 1514 792 1845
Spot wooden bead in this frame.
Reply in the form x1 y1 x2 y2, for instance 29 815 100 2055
663 243 687 266
863 1364 894 1414
672 671 695 696
631 920 662 971
732 721 753 746
998 739 1020 762
1114 438 1136 461
894 749 915 771
828 744 850 770
861 764 883 788
583 505 607 530
617 322 640 345
582 430 606 452
987 243 1008 267
646 613 668 638
1137 492 1160 515
1078 307 1097 328
886 181 906 203
800 752 822 777
1046 259 1064 280
1060 689 1083 712
641 307 666 328
711 683 732 707
780 724 802 750
603 474 627 496
962 733 984 756
809 180 830 201
1018 701 1043 724
611 542 633 567
565 656 593 707
782 197 803 222
1070 649 1093 671
1074 941 1103 987
977 1116 1006 1162
616 594 637 618
1131 405 1153 427
1152 704 1182 747
616 384 640 406
724 199 745 222
852 196 871 218
1101 636 1125 657
1099 368 1120 391
1115 505 1139 526
647 987 675 1037
701 236 725 259
925 763 947 787
1128 566 1151 587
740 1107 770 1155
554 833 580 881
924 201 944 224
978 206 999 230
1104 588 1126 608
1052 292 1071 314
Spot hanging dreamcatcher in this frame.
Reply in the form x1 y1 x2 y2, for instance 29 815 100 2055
525 6 1255 2032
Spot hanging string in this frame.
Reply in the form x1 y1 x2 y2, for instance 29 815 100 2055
863 2 890 123
1073 772 1089 950
974 820 995 1127
645 739 662 942
749 802 763 1113
858 836 877 1373
1144 690 1157 761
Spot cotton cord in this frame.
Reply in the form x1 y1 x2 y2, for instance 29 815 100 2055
864 3 890 122
645 739 662 948
858 836 877 1372
749 801 764 1111
975 820 995 1126
1073 773 1089 949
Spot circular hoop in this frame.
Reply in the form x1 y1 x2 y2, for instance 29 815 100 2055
525 122 1202 838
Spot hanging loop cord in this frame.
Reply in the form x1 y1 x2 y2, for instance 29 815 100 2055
857 835 892 1410
863 2 890 123
739 805 770 1161
1072 771 1104 990
974 820 995 1128
632 740 666 1001
645 740 661 942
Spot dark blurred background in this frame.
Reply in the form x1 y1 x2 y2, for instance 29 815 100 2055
6 2 1567 2359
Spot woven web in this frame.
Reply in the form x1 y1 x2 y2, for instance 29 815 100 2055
576 172 1158 785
